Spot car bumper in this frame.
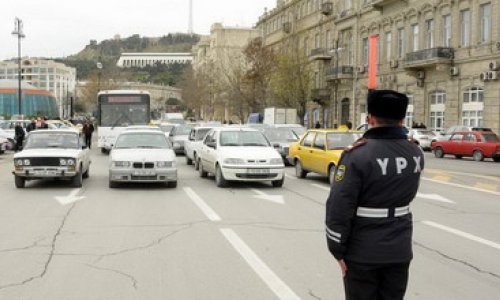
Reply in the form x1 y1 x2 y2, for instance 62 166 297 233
109 168 177 182
221 166 284 181
419 140 432 149
13 167 77 178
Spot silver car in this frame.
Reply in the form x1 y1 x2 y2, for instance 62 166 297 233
408 129 436 151
168 124 193 155
109 130 177 188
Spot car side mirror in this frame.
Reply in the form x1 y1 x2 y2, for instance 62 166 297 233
207 141 216 149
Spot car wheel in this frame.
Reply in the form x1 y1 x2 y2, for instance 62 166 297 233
473 150 484 162
186 156 193 165
434 147 444 158
109 180 118 188
454 155 463 159
82 167 90 179
494 157 500 163
194 154 199 170
295 160 307 178
272 177 284 188
215 164 228 188
328 165 336 185
101 148 108 154
71 168 83 188
15 176 25 189
167 181 177 188
199 159 208 178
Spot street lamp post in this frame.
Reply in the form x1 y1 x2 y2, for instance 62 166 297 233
329 40 344 127
12 17 26 116
96 62 103 92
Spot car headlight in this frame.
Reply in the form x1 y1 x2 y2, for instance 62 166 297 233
67 159 76 166
223 158 245 165
270 158 284 165
157 161 173 168
113 161 131 168
60 159 67 166
173 142 180 149
15 159 24 166
23 159 31 166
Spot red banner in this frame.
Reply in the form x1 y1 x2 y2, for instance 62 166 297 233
368 35 379 90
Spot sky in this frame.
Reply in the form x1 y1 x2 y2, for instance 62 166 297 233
1 0 276 60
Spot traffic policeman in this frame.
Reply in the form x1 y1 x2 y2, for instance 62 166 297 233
325 90 424 300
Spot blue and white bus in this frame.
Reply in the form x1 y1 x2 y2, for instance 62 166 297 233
97 90 151 153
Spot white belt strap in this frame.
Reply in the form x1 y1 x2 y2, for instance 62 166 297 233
356 205 410 218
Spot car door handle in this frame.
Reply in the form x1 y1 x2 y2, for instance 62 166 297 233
298 147 302 150
309 150 313 153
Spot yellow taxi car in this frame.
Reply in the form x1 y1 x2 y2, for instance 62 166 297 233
288 129 363 184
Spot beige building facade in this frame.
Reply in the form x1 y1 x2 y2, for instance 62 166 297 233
257 0 500 132
192 23 261 121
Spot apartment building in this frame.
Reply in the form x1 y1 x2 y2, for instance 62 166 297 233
256 0 500 132
0 58 76 118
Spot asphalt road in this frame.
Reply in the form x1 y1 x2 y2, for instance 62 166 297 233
0 147 498 300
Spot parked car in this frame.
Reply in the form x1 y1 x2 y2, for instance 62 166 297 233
288 129 363 184
185 126 215 167
432 126 493 143
159 123 176 136
12 129 91 188
432 131 500 162
0 120 31 140
408 129 437 151
259 126 299 163
109 130 177 188
197 127 285 188
273 124 306 138
0 136 9 154
168 124 193 155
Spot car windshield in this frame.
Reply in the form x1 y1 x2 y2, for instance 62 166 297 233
195 128 212 140
115 133 171 149
415 130 434 136
160 125 175 133
290 127 306 137
172 125 193 136
326 133 362 150
262 128 298 142
24 132 80 149
220 131 270 147
482 133 499 142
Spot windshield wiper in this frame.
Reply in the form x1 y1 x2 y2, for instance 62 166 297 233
111 114 134 129
137 146 162 149
243 143 267 147
221 143 240 146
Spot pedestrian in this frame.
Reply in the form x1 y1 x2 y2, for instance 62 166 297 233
346 121 353 130
82 121 95 149
325 90 424 300
315 121 321 129
14 122 25 152
26 119 36 132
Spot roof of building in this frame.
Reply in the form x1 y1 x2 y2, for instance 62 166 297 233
0 79 39 90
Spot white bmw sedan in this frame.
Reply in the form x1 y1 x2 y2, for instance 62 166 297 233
109 130 177 188
197 127 285 188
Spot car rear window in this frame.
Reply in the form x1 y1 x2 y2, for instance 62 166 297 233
481 133 499 142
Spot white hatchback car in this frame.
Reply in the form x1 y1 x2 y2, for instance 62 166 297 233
197 127 285 188
109 130 177 188
12 129 91 188
184 126 215 168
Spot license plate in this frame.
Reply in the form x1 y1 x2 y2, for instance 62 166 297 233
247 169 269 174
34 170 57 176
133 170 156 176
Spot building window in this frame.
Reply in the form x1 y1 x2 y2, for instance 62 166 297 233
425 19 434 49
326 30 331 49
442 15 452 47
411 24 419 51
385 32 392 61
462 111 483 127
463 87 484 103
315 33 320 49
405 94 414 128
362 37 369 66
348 35 353 65
397 28 405 59
429 91 446 130
430 111 445 130
480 3 491 43
430 92 446 104
460 10 470 47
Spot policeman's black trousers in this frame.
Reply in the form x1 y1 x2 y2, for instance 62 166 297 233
85 135 92 149
343 261 410 300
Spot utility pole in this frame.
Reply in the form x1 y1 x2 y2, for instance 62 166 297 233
188 0 193 35
12 17 25 116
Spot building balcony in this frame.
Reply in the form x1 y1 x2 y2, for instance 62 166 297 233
309 48 332 61
404 47 454 70
371 0 407 9
326 66 354 81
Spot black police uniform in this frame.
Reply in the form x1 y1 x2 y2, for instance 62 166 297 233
325 90 424 300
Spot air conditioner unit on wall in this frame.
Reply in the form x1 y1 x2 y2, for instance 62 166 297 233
357 65 366 73
490 61 499 71
480 72 489 81
450 67 459 76
417 79 425 87
416 71 425 79
488 71 498 80
390 60 399 68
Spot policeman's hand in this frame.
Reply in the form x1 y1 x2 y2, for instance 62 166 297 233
337 259 347 277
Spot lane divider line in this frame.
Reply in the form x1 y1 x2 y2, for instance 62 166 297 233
422 177 500 196
422 221 500 251
220 228 301 300
311 183 331 192
183 187 221 222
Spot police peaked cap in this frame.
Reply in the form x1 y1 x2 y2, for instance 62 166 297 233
367 90 409 120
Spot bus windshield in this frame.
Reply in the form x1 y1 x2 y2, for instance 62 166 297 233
98 94 150 127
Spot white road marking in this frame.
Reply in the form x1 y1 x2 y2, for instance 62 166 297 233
423 221 500 251
251 189 285 204
416 193 455 204
183 187 221 222
311 183 331 192
220 228 300 300
55 188 85 205
422 177 500 196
